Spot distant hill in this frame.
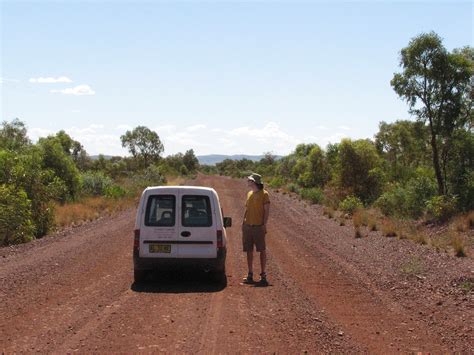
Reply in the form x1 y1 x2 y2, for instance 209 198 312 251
89 154 282 165
197 154 282 166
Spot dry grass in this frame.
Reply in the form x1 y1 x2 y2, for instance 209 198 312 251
450 233 467 257
412 232 428 245
323 207 335 219
354 227 363 238
368 219 378 231
380 219 398 238
353 210 369 228
339 218 346 226
167 176 187 186
453 211 474 232
54 196 136 228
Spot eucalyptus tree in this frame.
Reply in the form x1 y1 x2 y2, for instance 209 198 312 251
391 32 473 195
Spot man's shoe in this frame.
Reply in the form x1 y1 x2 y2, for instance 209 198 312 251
257 272 269 286
242 272 254 284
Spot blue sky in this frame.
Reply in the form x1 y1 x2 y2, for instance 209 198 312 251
1 0 472 156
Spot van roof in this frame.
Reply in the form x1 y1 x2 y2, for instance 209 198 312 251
144 186 216 193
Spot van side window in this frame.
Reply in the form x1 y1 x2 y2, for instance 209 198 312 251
182 195 212 227
145 195 176 227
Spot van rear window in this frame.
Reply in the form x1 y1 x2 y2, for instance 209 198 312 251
145 195 176 227
182 195 212 227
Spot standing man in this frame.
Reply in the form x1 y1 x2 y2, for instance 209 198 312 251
242 173 270 286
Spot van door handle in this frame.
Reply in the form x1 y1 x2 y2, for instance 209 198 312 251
181 231 191 237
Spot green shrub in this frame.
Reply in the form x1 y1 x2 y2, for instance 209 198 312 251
287 182 300 194
0 185 35 245
426 195 458 222
375 184 405 216
81 172 113 196
339 195 363 215
300 187 324 204
268 176 286 188
375 174 437 218
104 184 128 199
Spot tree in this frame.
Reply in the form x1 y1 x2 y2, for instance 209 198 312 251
336 139 384 203
38 136 81 201
120 126 164 168
375 120 430 181
391 32 473 195
0 118 30 151
183 149 199 172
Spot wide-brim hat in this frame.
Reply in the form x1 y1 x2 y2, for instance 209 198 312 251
247 173 263 185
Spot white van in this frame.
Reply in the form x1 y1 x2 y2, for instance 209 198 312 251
133 186 232 283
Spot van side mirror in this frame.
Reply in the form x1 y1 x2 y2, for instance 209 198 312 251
223 217 232 228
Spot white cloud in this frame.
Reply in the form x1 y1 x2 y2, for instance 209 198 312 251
115 124 133 131
27 120 363 157
29 127 55 141
50 84 95 96
29 76 73 84
154 124 177 135
0 77 19 84
338 125 351 131
186 124 206 132
230 122 299 145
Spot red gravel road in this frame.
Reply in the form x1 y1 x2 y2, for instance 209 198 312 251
1 174 473 353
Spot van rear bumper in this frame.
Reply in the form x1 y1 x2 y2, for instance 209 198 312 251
134 248 226 272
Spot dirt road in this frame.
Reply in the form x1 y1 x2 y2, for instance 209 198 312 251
1 175 473 353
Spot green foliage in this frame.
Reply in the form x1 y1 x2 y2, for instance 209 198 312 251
81 171 113 196
0 185 35 245
426 195 458 222
120 126 164 168
339 195 363 215
375 120 430 181
0 118 30 151
216 158 255 178
268 176 286 188
138 164 167 187
445 129 474 210
336 139 384 203
182 149 199 173
104 184 128 199
38 136 81 201
286 182 300 193
375 171 437 218
391 32 473 195
300 187 324 204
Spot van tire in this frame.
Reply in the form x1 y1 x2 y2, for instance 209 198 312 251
211 269 226 284
134 269 147 283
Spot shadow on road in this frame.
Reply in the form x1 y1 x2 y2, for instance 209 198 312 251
131 269 227 293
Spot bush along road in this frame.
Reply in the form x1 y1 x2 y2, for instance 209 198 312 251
0 175 472 353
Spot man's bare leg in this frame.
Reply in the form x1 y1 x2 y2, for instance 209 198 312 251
260 250 266 274
246 251 253 273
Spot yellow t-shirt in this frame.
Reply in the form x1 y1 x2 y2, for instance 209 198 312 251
244 189 270 225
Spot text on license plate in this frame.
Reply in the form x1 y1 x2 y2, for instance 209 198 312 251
149 244 171 253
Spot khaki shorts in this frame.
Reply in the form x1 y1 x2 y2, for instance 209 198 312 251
242 224 266 252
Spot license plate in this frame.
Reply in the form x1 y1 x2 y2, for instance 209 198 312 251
149 244 171 253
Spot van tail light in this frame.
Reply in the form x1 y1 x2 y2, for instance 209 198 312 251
216 230 223 249
133 229 140 254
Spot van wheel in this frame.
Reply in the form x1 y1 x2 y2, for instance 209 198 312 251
211 270 226 284
134 269 147 283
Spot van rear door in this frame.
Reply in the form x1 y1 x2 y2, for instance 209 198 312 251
178 193 217 258
140 192 178 258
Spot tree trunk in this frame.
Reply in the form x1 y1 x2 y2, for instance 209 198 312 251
429 124 445 195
